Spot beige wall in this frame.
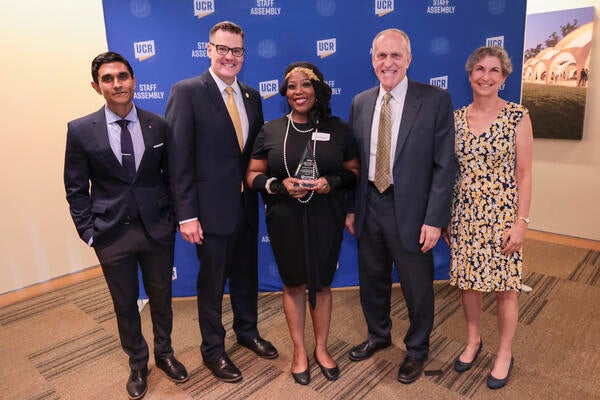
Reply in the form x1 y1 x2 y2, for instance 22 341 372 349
526 0 600 240
0 1 106 294
0 1 598 295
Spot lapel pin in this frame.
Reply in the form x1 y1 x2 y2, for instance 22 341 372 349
245 92 250 99
147 124 152 129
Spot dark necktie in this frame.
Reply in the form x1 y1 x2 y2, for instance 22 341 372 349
116 119 136 180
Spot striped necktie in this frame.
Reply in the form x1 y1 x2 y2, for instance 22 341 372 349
374 92 392 193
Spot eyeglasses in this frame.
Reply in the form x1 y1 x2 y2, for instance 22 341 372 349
209 42 245 57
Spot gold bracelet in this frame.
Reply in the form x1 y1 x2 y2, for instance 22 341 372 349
517 216 530 224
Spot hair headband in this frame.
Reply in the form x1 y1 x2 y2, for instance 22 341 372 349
284 67 320 82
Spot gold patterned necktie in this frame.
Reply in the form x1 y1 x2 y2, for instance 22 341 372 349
374 92 392 193
225 86 244 150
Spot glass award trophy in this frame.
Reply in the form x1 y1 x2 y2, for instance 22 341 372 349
294 140 318 188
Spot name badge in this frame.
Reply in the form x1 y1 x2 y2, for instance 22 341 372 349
312 131 330 141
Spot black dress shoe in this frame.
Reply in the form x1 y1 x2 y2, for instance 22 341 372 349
348 339 391 361
204 355 242 383
155 355 189 382
454 339 483 373
291 357 310 385
397 356 426 384
237 336 279 359
314 350 340 381
487 356 514 389
126 367 148 400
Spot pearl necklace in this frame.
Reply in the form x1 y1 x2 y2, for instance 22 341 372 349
283 111 318 204
289 113 314 133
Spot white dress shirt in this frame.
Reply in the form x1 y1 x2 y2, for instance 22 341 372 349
209 67 249 146
368 77 408 184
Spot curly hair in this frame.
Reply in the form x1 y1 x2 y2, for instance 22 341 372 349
279 62 332 128
465 46 513 77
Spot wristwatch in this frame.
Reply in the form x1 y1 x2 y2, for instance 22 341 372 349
517 216 530 224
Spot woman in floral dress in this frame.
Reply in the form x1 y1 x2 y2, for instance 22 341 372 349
443 47 533 389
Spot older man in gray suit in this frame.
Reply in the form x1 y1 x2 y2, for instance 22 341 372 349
345 28 455 384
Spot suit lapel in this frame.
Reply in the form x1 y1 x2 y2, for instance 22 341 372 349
204 72 244 153
394 79 421 163
204 73 230 121
136 109 154 177
91 107 123 172
361 88 379 170
239 81 256 153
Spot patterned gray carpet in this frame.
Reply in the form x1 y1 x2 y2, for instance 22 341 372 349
1 239 599 399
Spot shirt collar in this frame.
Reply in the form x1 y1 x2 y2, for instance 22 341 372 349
378 76 408 102
209 67 241 96
105 104 139 124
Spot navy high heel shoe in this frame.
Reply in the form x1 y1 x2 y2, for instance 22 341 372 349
487 356 514 389
454 339 483 372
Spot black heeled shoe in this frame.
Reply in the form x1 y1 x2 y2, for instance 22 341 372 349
314 350 340 381
454 339 483 372
291 357 310 385
487 356 514 389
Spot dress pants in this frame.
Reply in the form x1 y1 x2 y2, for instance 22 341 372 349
95 221 175 369
357 185 434 360
195 205 259 362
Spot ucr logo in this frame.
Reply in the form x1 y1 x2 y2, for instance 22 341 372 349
134 40 155 61
486 35 504 48
375 0 394 17
317 38 336 59
194 0 214 18
259 79 279 99
429 75 448 90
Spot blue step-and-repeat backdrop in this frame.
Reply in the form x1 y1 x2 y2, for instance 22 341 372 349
101 0 526 296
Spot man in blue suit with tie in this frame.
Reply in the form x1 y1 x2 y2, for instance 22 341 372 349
345 29 455 384
165 21 278 383
64 52 188 400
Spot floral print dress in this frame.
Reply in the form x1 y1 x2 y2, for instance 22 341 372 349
449 102 528 292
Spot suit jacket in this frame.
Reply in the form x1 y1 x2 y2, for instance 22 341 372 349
165 70 264 235
64 106 175 249
349 79 455 252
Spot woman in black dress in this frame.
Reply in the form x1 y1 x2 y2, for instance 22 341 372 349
246 62 359 385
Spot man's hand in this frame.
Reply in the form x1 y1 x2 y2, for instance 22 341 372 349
180 220 204 244
345 213 355 235
419 224 441 253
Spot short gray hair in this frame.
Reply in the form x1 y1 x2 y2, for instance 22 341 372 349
372 28 412 55
465 46 512 77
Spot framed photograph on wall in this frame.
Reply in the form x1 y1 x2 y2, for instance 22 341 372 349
521 6 594 140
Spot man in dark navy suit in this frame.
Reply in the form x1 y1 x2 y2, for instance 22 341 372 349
64 52 188 400
165 21 278 383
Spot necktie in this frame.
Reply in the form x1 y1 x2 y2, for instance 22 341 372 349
116 119 136 180
225 87 244 150
374 92 392 193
